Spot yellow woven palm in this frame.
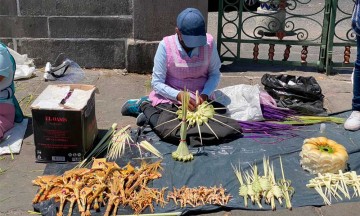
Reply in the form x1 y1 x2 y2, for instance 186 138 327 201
300 137 348 174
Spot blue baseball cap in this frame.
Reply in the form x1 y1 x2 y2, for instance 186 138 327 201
177 8 207 48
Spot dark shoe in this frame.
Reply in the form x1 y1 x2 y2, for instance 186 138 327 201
136 113 147 126
121 96 149 117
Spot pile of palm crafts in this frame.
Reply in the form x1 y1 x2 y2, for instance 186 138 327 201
300 137 349 174
167 186 232 207
232 157 294 210
32 159 167 215
306 171 360 205
300 137 354 205
78 123 162 168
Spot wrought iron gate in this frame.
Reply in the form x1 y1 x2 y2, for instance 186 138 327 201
217 0 356 75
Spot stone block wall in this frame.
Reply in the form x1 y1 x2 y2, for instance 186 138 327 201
0 0 207 72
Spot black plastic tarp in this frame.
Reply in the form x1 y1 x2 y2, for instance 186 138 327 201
35 112 360 215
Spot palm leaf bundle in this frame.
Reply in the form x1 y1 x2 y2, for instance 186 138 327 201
307 170 360 205
138 140 163 159
279 116 345 125
107 125 133 160
172 90 193 162
261 104 297 121
232 156 294 210
107 125 163 160
77 123 117 168
77 124 163 168
238 121 295 134
278 156 294 210
239 103 344 137
261 103 345 126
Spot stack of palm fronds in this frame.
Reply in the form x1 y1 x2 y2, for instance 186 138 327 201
279 116 345 125
77 124 162 168
261 104 345 125
237 104 345 137
307 170 360 205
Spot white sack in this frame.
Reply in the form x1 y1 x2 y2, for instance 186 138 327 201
8 48 36 80
214 84 264 121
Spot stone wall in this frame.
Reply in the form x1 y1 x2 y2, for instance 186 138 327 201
0 0 208 72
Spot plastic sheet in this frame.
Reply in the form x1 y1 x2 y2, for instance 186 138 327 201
0 118 28 155
33 198 57 216
214 84 264 121
43 53 85 83
34 112 360 215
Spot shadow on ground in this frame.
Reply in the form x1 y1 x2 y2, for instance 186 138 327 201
24 117 33 140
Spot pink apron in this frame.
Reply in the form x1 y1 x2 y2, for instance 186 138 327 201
149 33 214 106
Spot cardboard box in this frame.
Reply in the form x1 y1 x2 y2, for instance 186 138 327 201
31 84 98 162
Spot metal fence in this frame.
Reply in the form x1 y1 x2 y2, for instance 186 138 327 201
217 0 356 75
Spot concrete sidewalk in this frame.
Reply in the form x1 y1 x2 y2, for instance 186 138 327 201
0 66 357 216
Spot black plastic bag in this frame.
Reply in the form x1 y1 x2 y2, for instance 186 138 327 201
261 74 326 115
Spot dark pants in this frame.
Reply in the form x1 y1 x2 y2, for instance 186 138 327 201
140 101 242 146
354 35 360 111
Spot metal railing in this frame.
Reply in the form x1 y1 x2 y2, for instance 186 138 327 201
217 0 356 75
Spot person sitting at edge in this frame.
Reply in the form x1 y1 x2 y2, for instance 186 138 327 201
122 8 242 145
0 43 24 139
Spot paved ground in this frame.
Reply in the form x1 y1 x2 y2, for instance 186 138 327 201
0 65 357 216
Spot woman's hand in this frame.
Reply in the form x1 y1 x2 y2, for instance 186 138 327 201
177 92 196 111
177 92 208 111
197 94 208 106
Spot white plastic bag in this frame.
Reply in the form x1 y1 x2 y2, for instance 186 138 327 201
214 84 264 121
8 48 36 80
43 53 85 83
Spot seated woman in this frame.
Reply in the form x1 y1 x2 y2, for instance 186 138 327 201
0 43 23 139
122 8 242 146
